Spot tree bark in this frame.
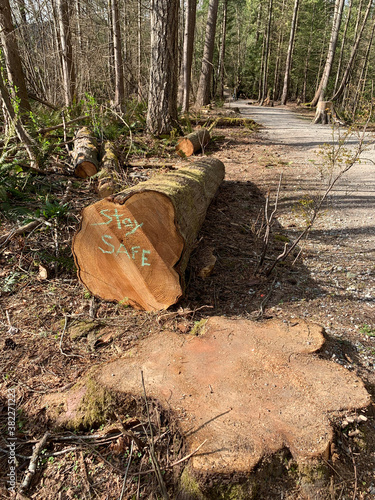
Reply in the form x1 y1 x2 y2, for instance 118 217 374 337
216 0 228 101
97 141 122 198
280 0 300 105
73 127 99 178
351 17 375 119
310 0 345 107
111 0 125 109
146 0 179 135
176 128 210 157
181 0 197 112
259 0 273 105
333 0 353 94
56 0 76 107
0 0 31 113
0 70 38 166
332 0 373 102
72 157 225 311
313 100 333 125
196 0 219 107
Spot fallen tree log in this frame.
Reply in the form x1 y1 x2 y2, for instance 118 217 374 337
96 141 122 198
72 157 225 311
176 128 210 157
182 116 258 129
72 127 99 178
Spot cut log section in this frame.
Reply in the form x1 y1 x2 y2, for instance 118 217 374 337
176 128 210 157
72 157 225 311
72 127 99 178
97 141 122 198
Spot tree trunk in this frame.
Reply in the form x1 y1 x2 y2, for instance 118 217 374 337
196 0 219 107
111 0 125 109
56 0 76 107
176 128 210 157
216 0 228 101
313 100 333 125
332 0 373 102
259 0 273 105
181 0 197 112
0 0 31 113
272 0 287 102
72 157 225 311
280 0 300 105
146 0 179 135
302 2 316 103
0 70 38 167
73 127 99 178
351 17 375 119
137 0 142 101
311 0 345 107
333 0 353 94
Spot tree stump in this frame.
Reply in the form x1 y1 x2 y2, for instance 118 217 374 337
72 157 225 310
96 141 122 198
176 128 210 157
72 127 99 178
313 100 333 125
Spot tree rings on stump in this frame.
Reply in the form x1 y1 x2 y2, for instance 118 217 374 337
72 157 225 310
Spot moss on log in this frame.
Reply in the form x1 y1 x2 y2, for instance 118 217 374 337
176 128 210 157
72 157 225 311
73 127 99 178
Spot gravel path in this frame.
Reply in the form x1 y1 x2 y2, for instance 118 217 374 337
230 100 375 240
221 99 375 393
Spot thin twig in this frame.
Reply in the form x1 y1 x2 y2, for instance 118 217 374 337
256 276 277 320
131 439 208 477
141 371 169 500
119 440 134 500
114 411 146 450
59 316 84 358
19 432 50 492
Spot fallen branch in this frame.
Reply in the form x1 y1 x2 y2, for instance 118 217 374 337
37 115 89 135
20 432 50 492
0 218 45 247
141 371 169 500
131 439 208 476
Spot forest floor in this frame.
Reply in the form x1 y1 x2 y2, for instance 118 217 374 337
1 101 375 499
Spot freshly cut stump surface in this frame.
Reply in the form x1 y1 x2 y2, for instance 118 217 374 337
72 158 225 310
96 317 370 474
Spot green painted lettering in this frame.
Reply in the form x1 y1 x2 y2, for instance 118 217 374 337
113 208 122 229
92 209 112 226
131 246 140 259
141 249 151 266
125 219 143 237
98 234 115 254
117 243 131 258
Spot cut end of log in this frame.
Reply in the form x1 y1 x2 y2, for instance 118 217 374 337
73 127 99 179
74 160 98 179
176 128 210 157
73 191 185 310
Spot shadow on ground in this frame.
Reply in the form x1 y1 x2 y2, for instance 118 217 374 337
185 179 322 317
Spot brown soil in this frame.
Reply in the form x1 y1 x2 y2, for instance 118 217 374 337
1 104 375 499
